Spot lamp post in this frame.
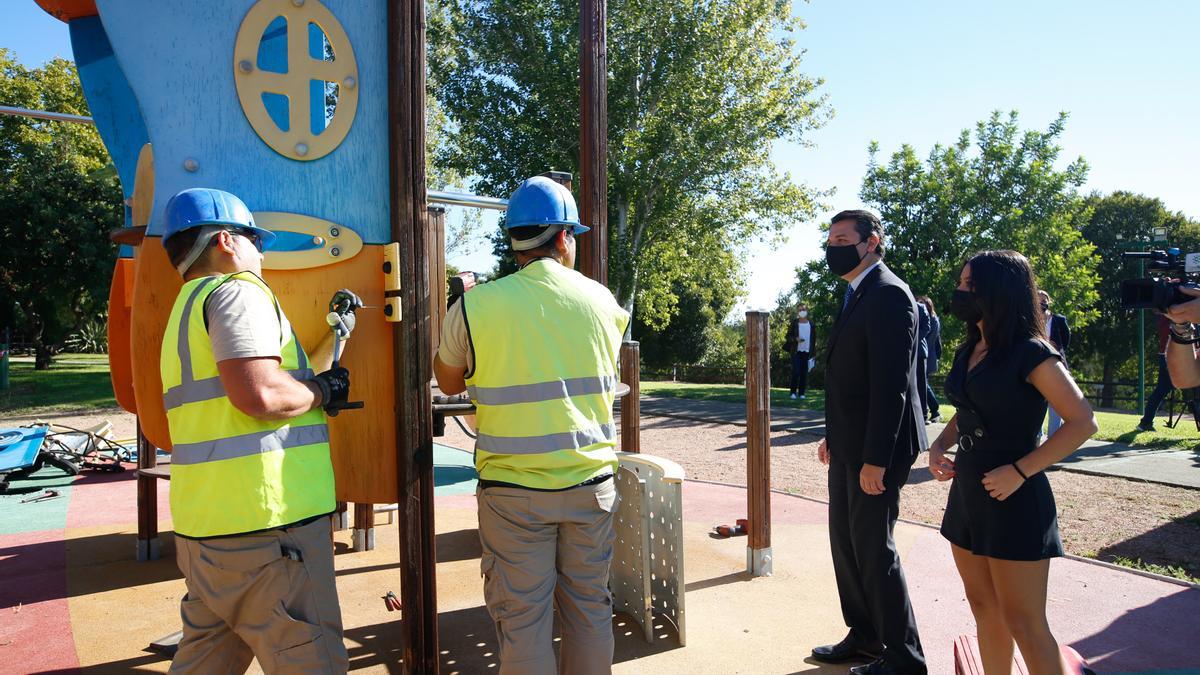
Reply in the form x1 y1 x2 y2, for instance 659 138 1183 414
1119 226 1170 416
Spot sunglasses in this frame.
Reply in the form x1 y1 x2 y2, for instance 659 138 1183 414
226 227 264 253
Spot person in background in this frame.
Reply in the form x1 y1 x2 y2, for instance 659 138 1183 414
1039 290 1071 436
929 250 1096 675
916 297 931 423
918 297 943 423
1139 314 1185 431
784 304 816 399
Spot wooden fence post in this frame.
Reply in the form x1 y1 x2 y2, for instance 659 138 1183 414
620 340 640 453
745 311 772 576
136 423 159 561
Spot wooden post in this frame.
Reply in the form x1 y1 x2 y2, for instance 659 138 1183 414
353 502 375 551
135 422 159 561
334 500 349 531
389 0 439 670
428 206 447 361
745 311 772 576
620 340 640 453
578 0 608 284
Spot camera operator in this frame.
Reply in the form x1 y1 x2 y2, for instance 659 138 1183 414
1162 286 1200 388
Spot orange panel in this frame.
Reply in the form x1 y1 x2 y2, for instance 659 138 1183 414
129 241 398 503
33 0 98 22
129 238 181 451
106 258 137 414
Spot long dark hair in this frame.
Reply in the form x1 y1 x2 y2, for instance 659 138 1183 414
959 250 1046 355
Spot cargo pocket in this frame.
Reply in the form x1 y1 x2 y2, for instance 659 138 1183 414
270 601 328 671
480 553 508 621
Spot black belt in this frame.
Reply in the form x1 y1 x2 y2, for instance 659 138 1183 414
479 472 613 492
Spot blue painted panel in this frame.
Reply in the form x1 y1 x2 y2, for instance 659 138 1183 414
94 0 390 244
69 16 150 257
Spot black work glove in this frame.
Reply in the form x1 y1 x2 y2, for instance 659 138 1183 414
312 367 352 415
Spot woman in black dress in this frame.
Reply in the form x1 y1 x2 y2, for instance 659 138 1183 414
928 250 1097 675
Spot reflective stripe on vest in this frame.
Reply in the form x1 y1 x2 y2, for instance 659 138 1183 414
160 272 334 538
171 423 330 465
467 374 617 407
474 422 616 455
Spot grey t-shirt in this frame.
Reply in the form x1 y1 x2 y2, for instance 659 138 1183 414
205 279 286 362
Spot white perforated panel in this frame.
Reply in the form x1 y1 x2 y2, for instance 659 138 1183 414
611 458 687 646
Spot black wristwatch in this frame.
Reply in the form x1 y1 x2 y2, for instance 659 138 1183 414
1169 322 1200 345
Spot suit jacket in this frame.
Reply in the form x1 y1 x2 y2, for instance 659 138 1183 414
1048 313 1070 355
784 319 817 355
927 313 942 374
824 262 928 467
916 301 930 359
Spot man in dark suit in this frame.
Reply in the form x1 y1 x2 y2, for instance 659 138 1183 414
814 210 927 675
1039 290 1071 435
915 299 931 423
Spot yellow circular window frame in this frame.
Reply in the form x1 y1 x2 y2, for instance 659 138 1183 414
233 0 359 162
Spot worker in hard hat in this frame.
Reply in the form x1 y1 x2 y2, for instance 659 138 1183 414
434 175 630 675
158 187 352 673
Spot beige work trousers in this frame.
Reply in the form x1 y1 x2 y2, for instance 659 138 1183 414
478 478 619 675
169 516 348 674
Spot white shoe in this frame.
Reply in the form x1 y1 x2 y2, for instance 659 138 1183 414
799 394 806 400
790 393 797 399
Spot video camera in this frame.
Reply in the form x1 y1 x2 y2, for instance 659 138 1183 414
1120 248 1200 311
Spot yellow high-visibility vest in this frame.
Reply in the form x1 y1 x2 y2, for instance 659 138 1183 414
463 259 630 489
160 271 334 538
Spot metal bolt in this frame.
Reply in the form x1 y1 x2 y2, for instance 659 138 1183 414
294 142 308 157
292 0 305 6
342 76 356 90
312 236 325 246
183 158 199 172
330 246 341 257
238 59 253 74
329 226 341 237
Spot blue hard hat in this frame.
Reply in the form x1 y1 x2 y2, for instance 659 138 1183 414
503 176 589 234
162 188 276 250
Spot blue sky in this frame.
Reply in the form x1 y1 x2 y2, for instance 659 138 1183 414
5 1 1198 313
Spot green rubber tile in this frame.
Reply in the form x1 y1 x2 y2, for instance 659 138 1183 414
0 467 75 535
434 442 477 496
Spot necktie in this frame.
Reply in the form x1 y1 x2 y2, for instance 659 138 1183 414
842 284 855 310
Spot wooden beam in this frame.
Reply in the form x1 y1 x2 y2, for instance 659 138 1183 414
745 311 772 576
578 0 608 284
619 341 640 453
429 206 447 362
388 0 439 671
135 423 159 561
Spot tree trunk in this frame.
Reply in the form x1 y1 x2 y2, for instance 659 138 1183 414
34 340 53 370
1101 359 1115 409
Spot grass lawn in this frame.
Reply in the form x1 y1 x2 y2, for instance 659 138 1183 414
0 354 116 416
641 381 1200 451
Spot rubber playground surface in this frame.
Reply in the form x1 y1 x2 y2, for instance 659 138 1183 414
1 443 1197 674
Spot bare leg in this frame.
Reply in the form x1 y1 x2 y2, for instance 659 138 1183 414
987 557 1065 675
951 544 1014 674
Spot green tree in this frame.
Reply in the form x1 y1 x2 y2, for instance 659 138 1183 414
1076 191 1200 404
0 52 121 368
790 111 1100 363
429 0 827 333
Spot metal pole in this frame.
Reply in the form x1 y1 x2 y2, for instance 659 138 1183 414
426 190 507 211
0 105 95 125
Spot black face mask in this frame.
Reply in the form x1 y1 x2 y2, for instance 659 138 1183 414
825 239 866 277
950 289 983 324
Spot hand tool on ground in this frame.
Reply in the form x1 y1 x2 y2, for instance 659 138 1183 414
20 489 61 503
